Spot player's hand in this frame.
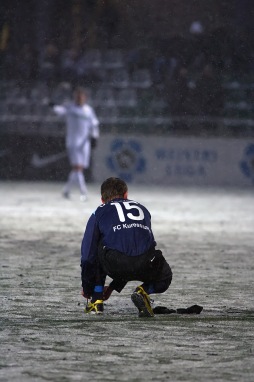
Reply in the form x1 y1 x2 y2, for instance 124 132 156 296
103 285 113 301
81 290 91 299
91 137 97 149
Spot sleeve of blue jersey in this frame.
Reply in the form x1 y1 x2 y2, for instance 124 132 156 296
80 213 100 265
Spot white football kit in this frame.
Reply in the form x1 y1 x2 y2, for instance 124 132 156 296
53 102 99 199
54 103 99 167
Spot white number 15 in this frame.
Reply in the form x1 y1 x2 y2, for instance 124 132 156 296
111 201 144 222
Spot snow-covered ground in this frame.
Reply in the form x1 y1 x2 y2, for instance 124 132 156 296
1 181 254 382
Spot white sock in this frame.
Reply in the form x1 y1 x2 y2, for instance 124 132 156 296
63 170 77 194
76 170 87 195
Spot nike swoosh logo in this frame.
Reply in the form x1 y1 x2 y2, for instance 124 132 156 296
31 152 67 168
150 256 155 262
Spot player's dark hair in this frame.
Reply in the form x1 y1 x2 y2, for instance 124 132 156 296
101 177 128 203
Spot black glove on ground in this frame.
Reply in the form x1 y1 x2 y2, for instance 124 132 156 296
153 304 203 315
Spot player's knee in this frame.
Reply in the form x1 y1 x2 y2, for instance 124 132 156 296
153 274 172 294
73 165 83 171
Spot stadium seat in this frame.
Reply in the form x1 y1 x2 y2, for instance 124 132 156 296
93 88 116 108
108 68 130 88
82 49 102 70
149 95 168 116
102 50 124 70
74 49 102 80
3 97 31 116
97 105 119 123
30 83 50 100
115 88 137 108
131 69 153 88
51 82 72 103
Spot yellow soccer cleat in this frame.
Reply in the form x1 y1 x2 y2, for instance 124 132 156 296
84 299 104 314
131 286 154 317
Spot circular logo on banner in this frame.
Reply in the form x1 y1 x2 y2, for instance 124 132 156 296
240 144 254 184
106 139 146 182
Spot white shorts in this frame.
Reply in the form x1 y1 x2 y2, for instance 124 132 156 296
67 141 91 168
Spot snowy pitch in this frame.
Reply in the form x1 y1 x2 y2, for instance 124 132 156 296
0 181 253 382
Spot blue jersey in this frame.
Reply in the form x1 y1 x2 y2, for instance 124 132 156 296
81 198 156 268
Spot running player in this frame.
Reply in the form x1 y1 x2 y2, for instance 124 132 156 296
80 177 172 317
53 87 99 200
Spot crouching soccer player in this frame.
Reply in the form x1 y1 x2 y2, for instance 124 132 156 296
80 177 172 317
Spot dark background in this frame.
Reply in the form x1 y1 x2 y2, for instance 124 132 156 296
0 0 254 180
